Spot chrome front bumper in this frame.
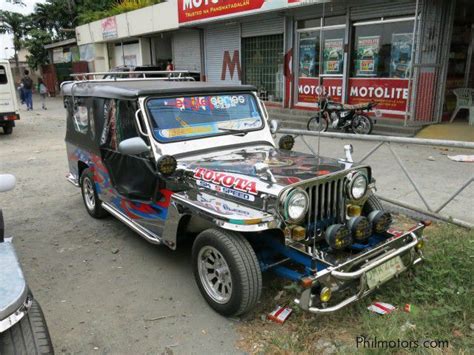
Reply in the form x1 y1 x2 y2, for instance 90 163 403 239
295 225 424 314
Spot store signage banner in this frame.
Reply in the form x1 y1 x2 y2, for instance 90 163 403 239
323 38 343 75
178 0 265 23
348 78 409 112
178 0 320 24
390 33 413 78
355 36 380 77
297 77 343 104
101 17 118 40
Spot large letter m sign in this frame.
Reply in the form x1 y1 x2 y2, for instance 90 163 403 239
221 50 241 81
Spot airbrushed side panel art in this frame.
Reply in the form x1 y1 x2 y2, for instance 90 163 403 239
67 143 171 235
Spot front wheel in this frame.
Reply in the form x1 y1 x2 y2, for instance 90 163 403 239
351 114 373 134
307 113 329 132
0 299 54 355
192 229 262 317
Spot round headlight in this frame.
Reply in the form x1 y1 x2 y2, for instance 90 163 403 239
348 173 368 200
283 189 309 222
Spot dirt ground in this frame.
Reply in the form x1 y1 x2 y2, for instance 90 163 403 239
0 96 242 354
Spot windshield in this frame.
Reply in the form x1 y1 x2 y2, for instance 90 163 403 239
146 93 264 143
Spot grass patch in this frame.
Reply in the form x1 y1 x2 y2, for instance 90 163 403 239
237 222 474 353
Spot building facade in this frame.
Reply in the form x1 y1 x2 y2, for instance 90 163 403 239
74 0 473 124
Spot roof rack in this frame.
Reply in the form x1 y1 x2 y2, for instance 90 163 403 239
70 70 197 81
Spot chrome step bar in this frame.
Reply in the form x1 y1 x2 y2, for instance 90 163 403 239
102 202 162 245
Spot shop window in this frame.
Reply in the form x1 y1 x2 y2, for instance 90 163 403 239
0 66 7 84
242 34 284 102
351 20 414 78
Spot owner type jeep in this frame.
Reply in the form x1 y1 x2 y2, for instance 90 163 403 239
62 74 426 316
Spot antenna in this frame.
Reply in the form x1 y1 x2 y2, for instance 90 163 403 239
316 1 326 168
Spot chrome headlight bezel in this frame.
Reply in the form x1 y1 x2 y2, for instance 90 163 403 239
282 188 309 223
347 172 368 200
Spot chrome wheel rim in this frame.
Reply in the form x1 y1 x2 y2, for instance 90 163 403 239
197 246 232 304
83 178 96 211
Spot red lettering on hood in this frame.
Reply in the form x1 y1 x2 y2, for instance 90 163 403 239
193 167 258 195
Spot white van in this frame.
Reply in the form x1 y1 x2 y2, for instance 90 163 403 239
0 60 20 135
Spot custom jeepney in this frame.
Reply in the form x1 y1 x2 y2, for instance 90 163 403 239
62 73 426 316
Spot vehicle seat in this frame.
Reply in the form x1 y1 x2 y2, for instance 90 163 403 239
342 103 368 110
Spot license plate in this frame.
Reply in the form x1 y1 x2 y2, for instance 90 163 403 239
366 256 405 289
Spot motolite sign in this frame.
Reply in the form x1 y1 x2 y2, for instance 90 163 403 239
297 77 410 112
298 77 343 104
178 0 265 23
348 78 409 112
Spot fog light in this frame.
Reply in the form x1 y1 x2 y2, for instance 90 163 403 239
347 204 361 217
347 216 372 242
415 239 424 251
278 135 295 150
157 155 177 176
368 210 392 234
325 224 352 249
320 287 332 303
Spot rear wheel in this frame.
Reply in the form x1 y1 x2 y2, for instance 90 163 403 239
307 113 329 132
3 125 13 135
80 168 107 218
192 229 262 316
351 114 373 134
0 298 54 355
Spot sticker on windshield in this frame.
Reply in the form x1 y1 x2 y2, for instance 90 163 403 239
147 94 263 142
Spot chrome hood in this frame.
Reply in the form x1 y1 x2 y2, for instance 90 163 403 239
178 145 348 202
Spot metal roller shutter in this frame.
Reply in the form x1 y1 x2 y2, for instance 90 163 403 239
172 30 201 72
241 17 284 38
350 0 417 20
205 24 241 83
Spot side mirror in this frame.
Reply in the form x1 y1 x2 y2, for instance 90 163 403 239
118 137 150 155
0 174 16 193
269 120 279 134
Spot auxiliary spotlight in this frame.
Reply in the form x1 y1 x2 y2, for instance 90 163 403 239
368 210 392 234
325 224 352 250
347 216 372 242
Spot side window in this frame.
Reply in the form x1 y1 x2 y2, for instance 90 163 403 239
100 99 139 151
71 97 94 136
0 66 8 85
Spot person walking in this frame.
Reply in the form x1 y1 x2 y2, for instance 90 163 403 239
21 70 33 111
38 78 48 110
166 59 174 71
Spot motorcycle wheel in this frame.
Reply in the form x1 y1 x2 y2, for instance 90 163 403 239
351 114 373 134
307 113 329 132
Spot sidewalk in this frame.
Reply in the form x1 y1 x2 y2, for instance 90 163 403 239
416 121 474 142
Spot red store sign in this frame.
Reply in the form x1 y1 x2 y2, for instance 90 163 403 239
297 77 343 104
178 0 265 23
297 77 410 113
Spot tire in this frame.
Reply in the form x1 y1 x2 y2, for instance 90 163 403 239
307 113 329 132
80 168 107 218
3 126 13 135
351 114 373 134
0 299 54 355
192 229 262 317
362 193 385 215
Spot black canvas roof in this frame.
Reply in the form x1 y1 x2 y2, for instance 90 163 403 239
61 80 257 99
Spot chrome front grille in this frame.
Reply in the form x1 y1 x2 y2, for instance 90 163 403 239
305 177 346 234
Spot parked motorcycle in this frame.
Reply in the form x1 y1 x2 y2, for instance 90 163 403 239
307 95 380 134
0 174 54 354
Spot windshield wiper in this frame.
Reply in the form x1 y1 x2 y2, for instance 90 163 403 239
218 127 248 136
